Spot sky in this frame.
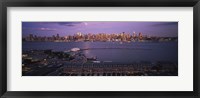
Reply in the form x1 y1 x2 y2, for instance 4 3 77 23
22 22 178 37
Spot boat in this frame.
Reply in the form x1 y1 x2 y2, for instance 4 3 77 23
92 61 101 63
87 56 97 60
71 48 80 52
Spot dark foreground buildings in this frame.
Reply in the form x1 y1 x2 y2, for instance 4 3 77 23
22 50 178 76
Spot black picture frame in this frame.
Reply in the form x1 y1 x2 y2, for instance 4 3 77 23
0 0 199 98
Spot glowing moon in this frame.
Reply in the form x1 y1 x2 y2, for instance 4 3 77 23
84 22 88 26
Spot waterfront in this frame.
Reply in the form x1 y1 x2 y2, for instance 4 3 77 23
23 41 178 63
22 41 178 76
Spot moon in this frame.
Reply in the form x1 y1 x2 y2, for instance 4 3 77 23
84 22 88 26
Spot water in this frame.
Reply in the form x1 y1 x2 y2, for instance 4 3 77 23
22 41 178 63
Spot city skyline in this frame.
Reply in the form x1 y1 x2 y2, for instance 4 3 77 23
22 22 178 37
22 21 178 76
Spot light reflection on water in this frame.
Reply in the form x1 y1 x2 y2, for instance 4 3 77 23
23 41 178 63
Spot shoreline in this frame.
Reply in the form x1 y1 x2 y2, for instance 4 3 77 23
22 49 178 76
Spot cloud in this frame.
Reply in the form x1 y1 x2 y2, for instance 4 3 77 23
39 28 57 31
56 22 82 26
23 27 57 31
22 22 83 27
151 22 178 26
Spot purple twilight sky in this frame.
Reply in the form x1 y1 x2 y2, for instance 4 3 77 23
22 22 178 37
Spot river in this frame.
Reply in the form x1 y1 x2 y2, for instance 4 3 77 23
23 41 178 63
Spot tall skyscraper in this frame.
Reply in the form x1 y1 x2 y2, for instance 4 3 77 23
139 32 143 40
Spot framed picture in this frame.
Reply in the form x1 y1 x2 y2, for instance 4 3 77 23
0 0 199 98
